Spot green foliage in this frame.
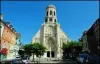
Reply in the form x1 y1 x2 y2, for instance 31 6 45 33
32 43 46 57
18 50 25 59
62 41 83 49
23 42 46 59
24 44 33 56
62 43 68 49
18 50 24 56
62 41 83 59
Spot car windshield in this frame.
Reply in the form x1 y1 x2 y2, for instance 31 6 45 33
79 54 88 58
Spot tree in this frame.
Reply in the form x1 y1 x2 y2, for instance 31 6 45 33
23 44 33 60
21 43 46 61
62 41 83 59
62 43 71 59
18 49 25 59
73 41 83 56
32 43 46 57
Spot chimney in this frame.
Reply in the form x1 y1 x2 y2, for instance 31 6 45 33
0 14 3 20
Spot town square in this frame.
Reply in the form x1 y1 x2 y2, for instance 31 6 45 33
0 1 99 64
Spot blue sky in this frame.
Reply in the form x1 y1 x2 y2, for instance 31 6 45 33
1 1 99 44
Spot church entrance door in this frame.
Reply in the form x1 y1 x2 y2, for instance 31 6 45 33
47 51 55 58
51 51 54 57
47 37 56 58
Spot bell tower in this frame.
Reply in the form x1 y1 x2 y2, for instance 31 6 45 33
45 4 57 24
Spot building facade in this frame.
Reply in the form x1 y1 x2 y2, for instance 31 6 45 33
0 14 21 60
81 18 100 55
13 33 21 58
0 15 5 38
32 4 70 58
81 31 89 52
93 18 100 52
0 15 5 60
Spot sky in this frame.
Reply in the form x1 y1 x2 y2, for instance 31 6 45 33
1 1 99 44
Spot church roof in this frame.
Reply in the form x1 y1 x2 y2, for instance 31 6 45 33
46 4 56 9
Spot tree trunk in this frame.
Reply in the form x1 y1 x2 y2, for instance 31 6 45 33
33 54 34 61
27 55 30 60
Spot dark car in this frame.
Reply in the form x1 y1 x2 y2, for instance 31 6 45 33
88 56 100 64
76 53 89 64
0 59 25 64
0 60 11 64
11 59 24 64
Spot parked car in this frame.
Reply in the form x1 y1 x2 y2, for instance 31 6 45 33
88 56 100 64
11 59 24 64
0 59 24 64
22 60 29 64
0 60 11 64
76 53 89 64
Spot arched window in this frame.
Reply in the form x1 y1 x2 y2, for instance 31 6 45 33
50 11 52 15
45 18 47 22
54 19 56 22
47 11 48 16
47 51 50 57
54 11 55 16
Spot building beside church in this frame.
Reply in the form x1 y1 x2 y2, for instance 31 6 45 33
81 18 100 56
12 33 21 59
31 4 70 58
0 14 21 60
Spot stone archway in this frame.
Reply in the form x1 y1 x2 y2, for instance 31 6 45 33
47 37 57 58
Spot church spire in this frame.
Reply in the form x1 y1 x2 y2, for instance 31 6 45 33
45 4 57 24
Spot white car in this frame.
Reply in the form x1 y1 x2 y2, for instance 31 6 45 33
22 60 28 64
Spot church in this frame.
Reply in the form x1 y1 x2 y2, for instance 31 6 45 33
31 4 70 58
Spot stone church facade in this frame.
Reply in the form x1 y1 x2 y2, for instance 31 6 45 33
32 4 70 58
